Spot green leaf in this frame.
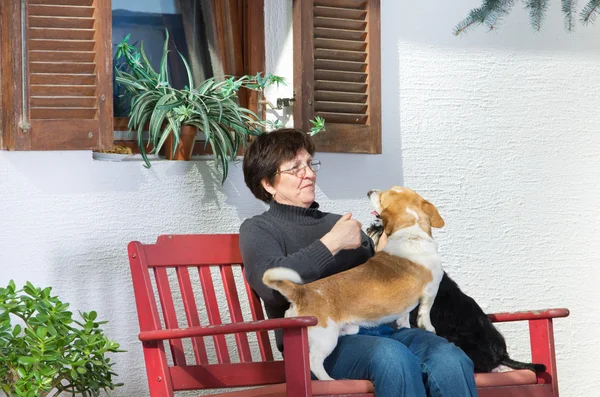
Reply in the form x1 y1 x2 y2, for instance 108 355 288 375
35 327 48 339
18 356 36 365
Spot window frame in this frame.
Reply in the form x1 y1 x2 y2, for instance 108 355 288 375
112 0 266 155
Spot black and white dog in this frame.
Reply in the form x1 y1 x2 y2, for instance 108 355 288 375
367 221 545 373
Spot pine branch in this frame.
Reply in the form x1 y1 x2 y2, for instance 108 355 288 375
525 0 550 31
486 0 517 30
562 0 577 31
454 0 516 35
580 0 600 24
454 7 487 35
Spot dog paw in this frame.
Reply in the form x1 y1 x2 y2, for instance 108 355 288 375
417 316 436 334
366 221 383 241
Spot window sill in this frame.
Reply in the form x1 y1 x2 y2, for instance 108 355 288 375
92 152 216 162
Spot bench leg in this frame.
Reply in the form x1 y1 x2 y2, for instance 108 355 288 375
529 318 559 396
283 327 312 397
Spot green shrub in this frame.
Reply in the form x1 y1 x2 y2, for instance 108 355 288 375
0 280 123 397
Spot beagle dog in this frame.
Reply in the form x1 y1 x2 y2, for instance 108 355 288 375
262 187 445 380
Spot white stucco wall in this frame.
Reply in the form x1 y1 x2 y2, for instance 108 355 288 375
1 0 598 395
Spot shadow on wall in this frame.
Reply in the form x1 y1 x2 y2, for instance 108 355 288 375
314 0 405 200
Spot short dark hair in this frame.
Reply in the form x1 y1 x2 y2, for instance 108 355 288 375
243 128 316 202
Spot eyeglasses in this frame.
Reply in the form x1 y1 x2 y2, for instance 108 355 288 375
275 160 321 178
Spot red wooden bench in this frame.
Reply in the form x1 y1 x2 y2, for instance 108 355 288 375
127 234 569 397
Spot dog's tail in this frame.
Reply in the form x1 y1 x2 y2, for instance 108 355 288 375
262 267 304 302
501 357 546 373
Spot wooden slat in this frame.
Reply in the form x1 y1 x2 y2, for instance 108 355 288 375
29 0 93 5
29 27 94 40
220 266 253 363
30 74 95 85
317 80 367 95
314 6 366 20
150 235 243 267
176 267 209 365
314 27 366 41
315 111 367 124
198 267 231 364
315 48 366 62
307 123 375 152
30 50 95 62
314 16 366 30
154 267 187 367
169 361 286 389
315 37 366 52
31 108 96 119
29 39 95 51
315 0 367 8
31 96 96 107
27 119 99 150
314 101 366 114
30 62 95 74
314 58 366 72
30 85 96 96
28 5 94 18
314 90 367 103
243 275 274 362
29 16 95 29
28 16 93 30
314 69 367 83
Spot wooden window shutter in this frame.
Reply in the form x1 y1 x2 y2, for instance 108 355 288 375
2 0 113 151
293 0 381 153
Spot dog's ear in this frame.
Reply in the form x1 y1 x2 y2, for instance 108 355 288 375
381 208 406 236
380 209 394 236
422 201 444 228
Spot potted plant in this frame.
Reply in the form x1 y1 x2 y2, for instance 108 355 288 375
114 31 282 182
0 280 123 396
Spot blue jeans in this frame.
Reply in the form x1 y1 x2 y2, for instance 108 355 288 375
319 325 477 397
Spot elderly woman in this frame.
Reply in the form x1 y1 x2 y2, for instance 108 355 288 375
239 128 477 397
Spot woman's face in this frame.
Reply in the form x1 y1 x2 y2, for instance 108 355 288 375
262 149 317 208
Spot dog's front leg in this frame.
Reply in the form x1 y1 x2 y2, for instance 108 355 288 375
416 294 436 334
396 313 410 329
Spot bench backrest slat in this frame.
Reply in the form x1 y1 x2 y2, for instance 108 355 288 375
175 266 209 365
154 267 187 366
198 266 231 364
243 271 275 361
221 265 253 362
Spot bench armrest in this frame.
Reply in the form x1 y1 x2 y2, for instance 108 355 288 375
139 316 317 342
487 308 569 323
487 307 569 391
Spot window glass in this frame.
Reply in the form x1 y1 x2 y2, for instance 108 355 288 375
112 0 214 117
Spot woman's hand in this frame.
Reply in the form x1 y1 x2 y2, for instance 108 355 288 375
321 212 363 255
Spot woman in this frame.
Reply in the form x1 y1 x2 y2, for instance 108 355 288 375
239 128 477 397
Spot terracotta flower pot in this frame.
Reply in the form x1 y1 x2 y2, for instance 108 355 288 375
164 125 197 161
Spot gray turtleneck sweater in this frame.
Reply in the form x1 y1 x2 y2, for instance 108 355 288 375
239 200 375 351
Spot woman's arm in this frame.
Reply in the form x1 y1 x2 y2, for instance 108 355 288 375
239 220 336 308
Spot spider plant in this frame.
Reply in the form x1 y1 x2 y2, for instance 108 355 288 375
114 31 275 182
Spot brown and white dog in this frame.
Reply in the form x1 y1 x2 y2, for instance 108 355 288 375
262 187 445 380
